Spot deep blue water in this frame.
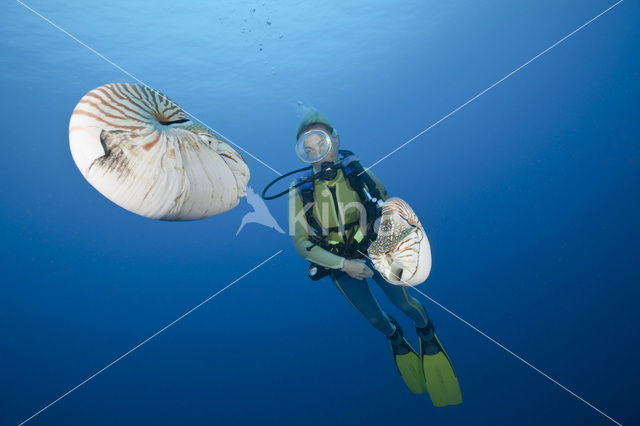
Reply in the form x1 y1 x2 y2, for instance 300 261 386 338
1 1 639 425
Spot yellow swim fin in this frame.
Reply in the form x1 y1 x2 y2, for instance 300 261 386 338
390 337 428 394
388 316 428 394
418 325 463 407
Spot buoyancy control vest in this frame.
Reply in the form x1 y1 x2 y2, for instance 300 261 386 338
261 150 385 281
296 151 384 258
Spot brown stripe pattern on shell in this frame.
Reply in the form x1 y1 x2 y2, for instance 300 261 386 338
69 83 249 220
368 197 431 286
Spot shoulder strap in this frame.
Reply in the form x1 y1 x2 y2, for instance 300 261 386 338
297 173 323 237
341 155 383 201
296 156 383 247
341 156 382 210
339 155 384 252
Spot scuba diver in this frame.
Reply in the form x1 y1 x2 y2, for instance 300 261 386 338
262 110 462 406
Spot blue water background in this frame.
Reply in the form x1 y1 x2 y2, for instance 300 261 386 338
1 1 638 425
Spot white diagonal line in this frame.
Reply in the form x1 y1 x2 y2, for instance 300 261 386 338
15 0 283 176
360 0 624 175
357 250 621 425
18 250 283 426
410 286 622 426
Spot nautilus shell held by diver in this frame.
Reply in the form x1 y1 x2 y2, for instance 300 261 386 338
69 83 250 220
368 198 431 286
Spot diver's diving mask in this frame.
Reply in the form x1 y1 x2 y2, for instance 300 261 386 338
295 129 335 163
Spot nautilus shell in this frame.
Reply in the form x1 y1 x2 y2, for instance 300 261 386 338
69 83 249 220
368 198 431 286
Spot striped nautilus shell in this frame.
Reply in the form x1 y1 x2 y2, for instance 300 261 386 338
69 83 250 220
368 198 431 286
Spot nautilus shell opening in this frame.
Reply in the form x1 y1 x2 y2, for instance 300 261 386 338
69 83 250 220
368 198 431 286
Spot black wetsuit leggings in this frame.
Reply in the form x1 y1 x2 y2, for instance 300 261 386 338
329 259 429 337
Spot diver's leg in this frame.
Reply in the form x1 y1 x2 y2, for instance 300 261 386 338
371 272 430 328
331 272 429 394
330 271 395 337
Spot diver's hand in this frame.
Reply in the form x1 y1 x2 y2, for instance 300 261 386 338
341 259 374 280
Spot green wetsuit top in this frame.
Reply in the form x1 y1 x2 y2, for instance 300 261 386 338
288 168 388 270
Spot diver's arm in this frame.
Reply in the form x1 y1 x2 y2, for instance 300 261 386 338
288 186 345 269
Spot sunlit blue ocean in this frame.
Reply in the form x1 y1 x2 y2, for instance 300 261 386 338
1 1 638 425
